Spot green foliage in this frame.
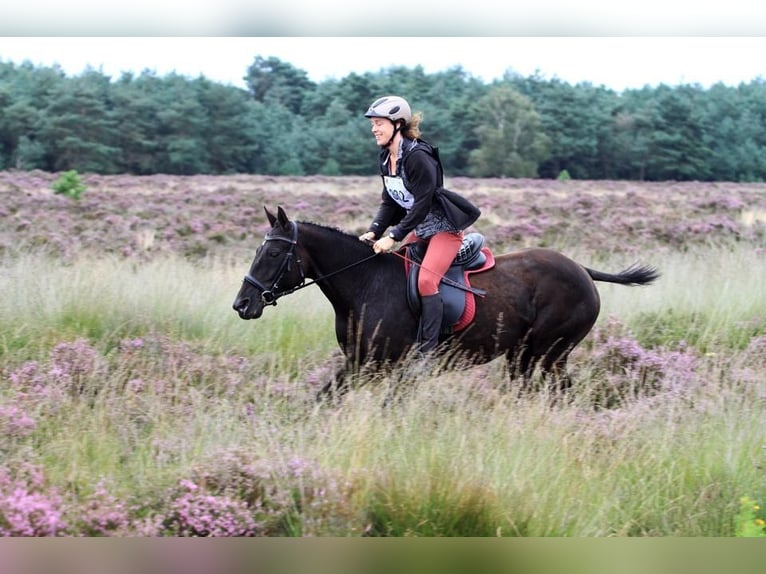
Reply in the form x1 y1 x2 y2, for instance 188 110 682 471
631 307 766 353
319 157 341 175
644 85 713 181
364 476 502 536
511 77 615 179
557 169 571 180
468 85 550 177
736 497 766 537
40 71 121 173
2 57 766 179
244 55 316 115
14 135 46 170
51 169 86 200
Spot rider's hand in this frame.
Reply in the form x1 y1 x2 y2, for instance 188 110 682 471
358 231 376 244
373 235 396 254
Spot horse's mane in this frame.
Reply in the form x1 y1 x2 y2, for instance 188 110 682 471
296 221 364 245
297 220 351 237
297 220 374 255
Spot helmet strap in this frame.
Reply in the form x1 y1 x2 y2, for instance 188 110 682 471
381 120 402 149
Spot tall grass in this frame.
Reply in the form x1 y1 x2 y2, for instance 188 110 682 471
595 245 766 350
0 251 337 360
0 246 764 536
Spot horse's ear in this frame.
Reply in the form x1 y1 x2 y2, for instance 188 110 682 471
264 206 277 227
276 205 290 228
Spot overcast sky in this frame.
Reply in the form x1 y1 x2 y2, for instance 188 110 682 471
1 37 764 94
1 0 765 93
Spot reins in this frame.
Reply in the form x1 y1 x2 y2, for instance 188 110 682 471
244 223 485 307
300 252 379 291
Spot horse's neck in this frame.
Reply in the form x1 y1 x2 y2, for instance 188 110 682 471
298 223 371 314
299 225 404 317
299 222 372 280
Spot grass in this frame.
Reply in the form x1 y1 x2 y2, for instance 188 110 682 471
1 245 765 536
595 245 766 350
0 251 337 361
280 369 762 536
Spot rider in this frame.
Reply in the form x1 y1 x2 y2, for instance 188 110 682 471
358 95 480 355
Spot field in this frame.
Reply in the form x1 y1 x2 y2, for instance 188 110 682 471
1 171 765 536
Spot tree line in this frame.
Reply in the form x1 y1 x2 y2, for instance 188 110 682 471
1 55 765 181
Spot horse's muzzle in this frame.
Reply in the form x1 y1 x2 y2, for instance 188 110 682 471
232 296 263 320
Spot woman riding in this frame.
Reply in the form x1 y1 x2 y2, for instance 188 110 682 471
358 95 481 355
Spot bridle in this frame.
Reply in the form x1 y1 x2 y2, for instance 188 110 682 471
242 221 377 307
242 220 305 306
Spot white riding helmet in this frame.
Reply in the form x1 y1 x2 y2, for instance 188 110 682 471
364 96 412 124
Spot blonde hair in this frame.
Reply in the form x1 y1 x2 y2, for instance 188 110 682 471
402 111 423 139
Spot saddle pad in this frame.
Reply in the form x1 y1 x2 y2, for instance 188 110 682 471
452 248 496 332
405 247 496 333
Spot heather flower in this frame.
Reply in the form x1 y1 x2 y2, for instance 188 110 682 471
120 338 145 352
0 465 68 537
3 174 766 260
48 338 103 396
50 339 99 376
7 361 64 406
8 361 46 392
0 403 37 437
148 449 362 537
245 402 256 421
116 334 241 399
160 479 261 537
126 378 145 393
71 481 133 537
693 195 745 211
586 318 700 403
745 336 766 362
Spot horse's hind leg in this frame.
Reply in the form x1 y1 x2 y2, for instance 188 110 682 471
316 367 351 403
539 350 573 394
502 346 535 393
506 342 573 397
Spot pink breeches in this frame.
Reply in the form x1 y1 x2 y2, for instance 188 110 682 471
416 231 464 296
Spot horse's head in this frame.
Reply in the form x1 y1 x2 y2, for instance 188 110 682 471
232 206 306 320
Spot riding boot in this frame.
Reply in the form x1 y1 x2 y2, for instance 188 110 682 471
418 293 444 355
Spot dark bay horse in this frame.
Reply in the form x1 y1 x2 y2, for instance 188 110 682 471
232 207 659 395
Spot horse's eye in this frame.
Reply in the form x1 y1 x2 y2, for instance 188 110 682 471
268 250 281 258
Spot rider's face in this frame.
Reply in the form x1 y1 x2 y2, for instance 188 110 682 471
370 118 395 146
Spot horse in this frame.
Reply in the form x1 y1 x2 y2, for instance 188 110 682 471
232 206 659 397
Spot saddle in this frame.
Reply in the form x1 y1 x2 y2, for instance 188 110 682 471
404 233 496 334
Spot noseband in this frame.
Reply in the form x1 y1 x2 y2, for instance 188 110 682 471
243 221 305 306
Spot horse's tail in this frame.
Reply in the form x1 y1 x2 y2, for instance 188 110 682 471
585 263 660 286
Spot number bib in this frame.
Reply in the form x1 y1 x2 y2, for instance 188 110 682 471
383 176 415 210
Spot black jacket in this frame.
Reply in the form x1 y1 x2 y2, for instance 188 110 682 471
368 138 478 241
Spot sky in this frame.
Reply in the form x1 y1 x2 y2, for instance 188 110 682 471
1 37 764 94
1 1 764 93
